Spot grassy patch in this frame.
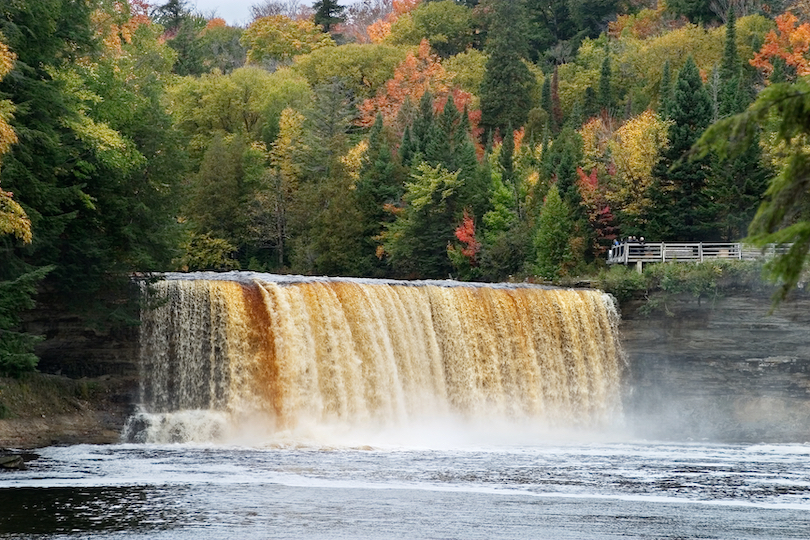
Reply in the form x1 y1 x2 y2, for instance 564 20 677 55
594 260 777 314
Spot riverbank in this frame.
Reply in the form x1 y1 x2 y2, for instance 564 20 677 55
0 373 137 449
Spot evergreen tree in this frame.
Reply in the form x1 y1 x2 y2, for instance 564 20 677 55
151 0 190 33
410 91 435 159
551 65 563 131
541 76 552 120
598 53 612 113
666 0 717 25
400 126 417 167
0 265 53 376
525 0 578 59
355 114 405 276
719 9 743 118
480 0 535 135
382 163 462 278
658 60 673 119
646 56 713 241
704 136 769 241
443 102 485 216
542 127 584 211
313 0 346 34
582 86 598 120
499 126 515 186
533 185 574 279
291 79 364 275
702 10 769 241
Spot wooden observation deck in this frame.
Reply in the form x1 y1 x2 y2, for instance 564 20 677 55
606 241 788 271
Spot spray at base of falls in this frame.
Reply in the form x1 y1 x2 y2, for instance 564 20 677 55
125 273 625 445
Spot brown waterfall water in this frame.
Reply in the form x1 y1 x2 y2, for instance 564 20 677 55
128 273 624 444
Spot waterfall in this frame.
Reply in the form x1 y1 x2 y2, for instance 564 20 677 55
125 273 624 444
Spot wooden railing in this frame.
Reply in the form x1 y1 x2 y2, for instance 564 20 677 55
606 242 791 266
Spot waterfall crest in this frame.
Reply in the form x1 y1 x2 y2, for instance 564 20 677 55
128 274 624 443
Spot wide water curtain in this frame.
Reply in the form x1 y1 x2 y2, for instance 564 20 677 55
138 278 623 436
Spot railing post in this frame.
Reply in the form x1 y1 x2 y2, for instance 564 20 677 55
698 243 703 262
662 242 666 262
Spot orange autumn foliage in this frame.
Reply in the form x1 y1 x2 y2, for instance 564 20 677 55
91 0 151 57
751 12 810 77
206 18 227 30
367 0 421 44
454 209 480 263
359 41 482 151
359 40 453 126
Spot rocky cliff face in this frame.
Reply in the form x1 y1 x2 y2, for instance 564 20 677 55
620 290 810 442
15 283 810 444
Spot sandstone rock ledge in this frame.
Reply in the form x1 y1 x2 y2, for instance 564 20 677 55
0 374 137 449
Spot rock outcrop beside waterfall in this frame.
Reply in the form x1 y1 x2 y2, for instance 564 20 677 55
621 291 810 442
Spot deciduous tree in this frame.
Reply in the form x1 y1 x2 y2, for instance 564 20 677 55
241 15 334 66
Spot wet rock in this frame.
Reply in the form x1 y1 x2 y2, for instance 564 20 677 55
621 292 810 442
0 449 39 470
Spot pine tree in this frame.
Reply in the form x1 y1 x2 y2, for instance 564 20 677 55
551 65 563 131
313 0 346 34
543 127 584 210
534 185 574 279
583 86 598 120
646 56 713 241
410 91 435 159
400 126 417 167
541 76 552 120
480 0 535 135
719 9 743 118
598 53 612 113
704 10 769 241
658 60 673 119
356 113 404 276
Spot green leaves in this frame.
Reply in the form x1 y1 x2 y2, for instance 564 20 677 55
0 265 53 377
406 162 462 211
534 185 574 279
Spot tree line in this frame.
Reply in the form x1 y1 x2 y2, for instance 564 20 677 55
1 0 809 374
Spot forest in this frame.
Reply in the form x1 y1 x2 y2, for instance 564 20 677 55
2 0 810 374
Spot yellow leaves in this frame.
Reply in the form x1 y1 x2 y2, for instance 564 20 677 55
612 110 670 216
407 162 461 211
0 98 17 162
368 20 392 44
617 24 723 104
0 187 31 243
271 108 307 183
242 15 335 64
341 140 369 185
0 38 14 79
0 34 29 244
579 110 670 218
90 0 152 59
0 34 18 173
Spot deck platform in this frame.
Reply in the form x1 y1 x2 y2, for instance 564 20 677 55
606 242 788 268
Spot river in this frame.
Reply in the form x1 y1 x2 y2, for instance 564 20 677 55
1 437 808 539
2 277 806 538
